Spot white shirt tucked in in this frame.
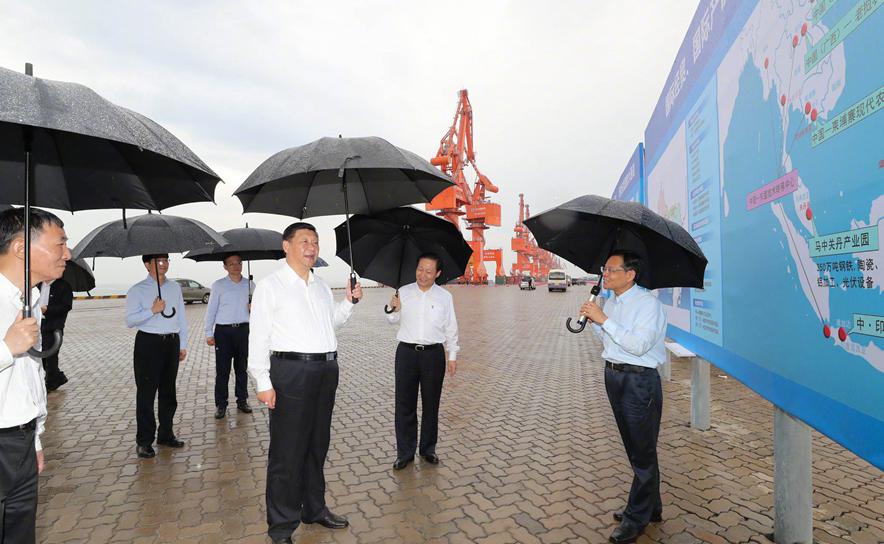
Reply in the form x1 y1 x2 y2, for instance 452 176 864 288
592 284 667 369
385 282 459 361
248 265 354 392
0 273 46 451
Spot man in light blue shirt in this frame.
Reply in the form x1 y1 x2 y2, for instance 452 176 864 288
582 250 667 544
204 254 253 419
125 254 188 459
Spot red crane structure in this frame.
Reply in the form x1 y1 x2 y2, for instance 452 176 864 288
510 193 560 281
426 89 504 284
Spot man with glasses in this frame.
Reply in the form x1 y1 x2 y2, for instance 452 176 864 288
125 254 188 459
580 250 667 544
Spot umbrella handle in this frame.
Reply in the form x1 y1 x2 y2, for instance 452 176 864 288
384 288 399 314
161 307 177 319
565 316 587 333
28 329 62 359
349 273 360 304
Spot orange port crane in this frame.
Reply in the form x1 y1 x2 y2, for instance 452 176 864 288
510 194 560 281
426 89 503 283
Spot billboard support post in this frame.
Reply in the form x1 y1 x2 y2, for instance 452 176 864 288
691 358 711 430
774 408 813 543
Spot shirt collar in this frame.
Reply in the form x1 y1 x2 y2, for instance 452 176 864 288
613 283 641 303
0 271 41 306
282 264 314 287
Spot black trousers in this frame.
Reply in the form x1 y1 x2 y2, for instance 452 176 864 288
41 330 65 385
394 343 446 460
0 423 37 544
213 324 249 407
133 331 180 447
604 364 663 527
266 355 339 540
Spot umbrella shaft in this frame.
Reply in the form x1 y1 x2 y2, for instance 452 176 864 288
22 148 33 317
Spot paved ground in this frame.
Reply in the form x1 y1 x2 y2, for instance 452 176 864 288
35 286 883 543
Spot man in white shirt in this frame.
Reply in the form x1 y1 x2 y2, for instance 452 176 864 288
205 254 253 419
581 250 667 544
248 222 362 544
386 253 459 471
0 208 70 544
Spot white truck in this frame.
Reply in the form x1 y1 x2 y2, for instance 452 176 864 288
547 269 568 292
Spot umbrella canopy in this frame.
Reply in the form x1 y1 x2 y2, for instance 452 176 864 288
233 136 453 218
0 65 220 211
524 195 707 289
183 226 327 266
334 207 473 289
63 258 95 293
72 213 227 259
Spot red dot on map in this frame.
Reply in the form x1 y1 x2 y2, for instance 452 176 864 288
806 208 813 220
793 35 799 47
801 23 808 36
811 108 818 122
805 102 812 114
764 57 769 69
823 324 831 338
838 327 847 341
780 94 787 106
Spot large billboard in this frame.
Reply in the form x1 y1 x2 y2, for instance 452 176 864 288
612 143 644 204
644 0 884 469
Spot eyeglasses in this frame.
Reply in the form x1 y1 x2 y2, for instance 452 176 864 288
600 266 626 275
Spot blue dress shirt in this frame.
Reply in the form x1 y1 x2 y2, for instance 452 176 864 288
204 275 252 338
125 276 188 347
592 284 667 369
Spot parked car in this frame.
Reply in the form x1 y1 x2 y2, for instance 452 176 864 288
172 278 211 304
519 276 536 290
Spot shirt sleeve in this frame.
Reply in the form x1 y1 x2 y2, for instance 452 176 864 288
176 286 188 348
247 280 274 392
0 340 13 372
443 295 459 361
333 294 354 329
34 402 46 452
125 285 154 328
204 282 221 338
601 297 666 357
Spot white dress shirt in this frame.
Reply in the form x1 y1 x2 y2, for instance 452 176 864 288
0 273 46 451
592 284 667 369
204 275 252 338
385 282 459 361
248 265 354 393
125 276 188 347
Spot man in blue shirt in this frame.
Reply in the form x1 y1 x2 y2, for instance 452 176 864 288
205 254 252 419
125 254 188 459
582 250 667 544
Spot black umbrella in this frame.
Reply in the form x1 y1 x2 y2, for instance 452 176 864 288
0 64 220 357
63 258 96 293
334 207 472 312
72 213 227 318
524 194 707 332
234 136 454 302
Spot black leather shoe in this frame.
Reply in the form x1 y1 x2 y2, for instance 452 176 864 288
421 453 439 464
157 436 185 448
613 510 662 523
392 457 413 470
136 445 155 458
214 406 226 419
609 521 644 544
237 402 253 414
302 511 348 529
270 538 293 544
46 373 69 392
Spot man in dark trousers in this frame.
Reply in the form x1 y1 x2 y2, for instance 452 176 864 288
205 254 252 419
248 222 361 544
39 278 73 391
385 253 459 471
581 250 667 544
0 208 71 543
125 254 188 459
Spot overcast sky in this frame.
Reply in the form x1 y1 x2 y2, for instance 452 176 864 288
0 1 698 290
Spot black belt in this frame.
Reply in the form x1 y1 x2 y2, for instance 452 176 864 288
217 322 249 328
139 331 179 340
271 351 337 361
400 342 443 352
0 418 36 434
605 360 655 373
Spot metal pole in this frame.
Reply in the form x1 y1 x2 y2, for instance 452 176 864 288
691 357 710 430
774 407 813 543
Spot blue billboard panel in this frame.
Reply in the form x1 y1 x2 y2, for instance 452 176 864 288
612 143 644 204
644 0 884 468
